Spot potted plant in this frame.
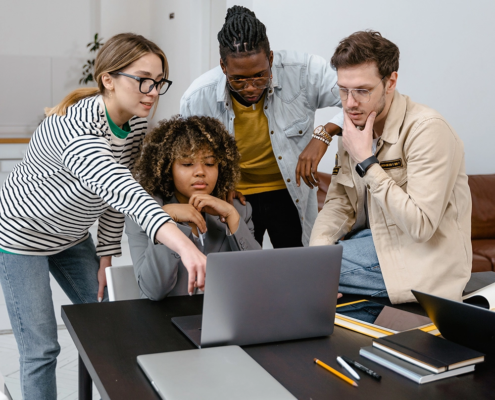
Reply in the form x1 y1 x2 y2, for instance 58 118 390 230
80 33 104 85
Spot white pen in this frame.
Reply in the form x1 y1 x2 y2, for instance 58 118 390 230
337 356 360 380
198 231 205 247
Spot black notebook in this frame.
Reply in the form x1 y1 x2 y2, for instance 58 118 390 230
373 329 485 373
360 346 475 384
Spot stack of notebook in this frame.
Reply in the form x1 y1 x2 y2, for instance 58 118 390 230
359 330 485 384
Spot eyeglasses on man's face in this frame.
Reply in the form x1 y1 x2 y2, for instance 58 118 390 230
112 72 173 95
331 76 385 103
227 69 271 93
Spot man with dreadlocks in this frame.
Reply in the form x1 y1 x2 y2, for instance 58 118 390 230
181 6 342 248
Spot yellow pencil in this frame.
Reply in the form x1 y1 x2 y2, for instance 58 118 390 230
314 358 358 387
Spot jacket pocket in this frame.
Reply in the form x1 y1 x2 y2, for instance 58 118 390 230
283 116 311 138
333 171 354 188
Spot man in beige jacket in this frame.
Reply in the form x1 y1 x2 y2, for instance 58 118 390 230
310 31 472 304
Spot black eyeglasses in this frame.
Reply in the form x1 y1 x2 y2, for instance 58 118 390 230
112 72 173 95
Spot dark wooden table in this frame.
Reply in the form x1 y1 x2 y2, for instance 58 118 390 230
62 293 495 400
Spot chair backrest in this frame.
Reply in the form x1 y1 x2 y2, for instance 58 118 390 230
105 265 141 301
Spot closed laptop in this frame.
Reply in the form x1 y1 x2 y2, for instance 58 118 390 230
137 346 296 400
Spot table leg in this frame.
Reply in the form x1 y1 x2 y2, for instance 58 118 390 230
78 354 92 400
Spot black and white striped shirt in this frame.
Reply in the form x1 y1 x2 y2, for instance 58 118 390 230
0 95 171 256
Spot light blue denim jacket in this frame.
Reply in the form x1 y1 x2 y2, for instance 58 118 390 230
180 50 343 245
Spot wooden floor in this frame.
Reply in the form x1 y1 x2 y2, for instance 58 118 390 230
0 327 100 400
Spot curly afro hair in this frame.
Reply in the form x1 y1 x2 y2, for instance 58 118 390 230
134 115 241 200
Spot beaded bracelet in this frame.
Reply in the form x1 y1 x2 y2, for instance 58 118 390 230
312 133 331 146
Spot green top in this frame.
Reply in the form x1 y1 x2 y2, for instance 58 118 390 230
106 107 131 139
0 247 16 254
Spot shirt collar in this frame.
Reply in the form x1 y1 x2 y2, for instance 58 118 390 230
105 107 131 139
216 73 228 103
380 90 406 145
271 64 281 89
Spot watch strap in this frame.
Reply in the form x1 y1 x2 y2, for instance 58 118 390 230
356 155 379 177
313 125 332 145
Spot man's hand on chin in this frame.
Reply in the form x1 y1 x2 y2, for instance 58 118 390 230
342 111 376 164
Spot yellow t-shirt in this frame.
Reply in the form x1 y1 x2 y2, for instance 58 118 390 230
232 94 286 195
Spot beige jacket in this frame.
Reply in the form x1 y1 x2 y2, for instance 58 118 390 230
310 91 472 304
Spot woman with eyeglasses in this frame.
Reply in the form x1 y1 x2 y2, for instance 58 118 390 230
0 33 206 399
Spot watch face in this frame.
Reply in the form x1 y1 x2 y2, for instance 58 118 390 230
355 163 366 177
356 156 379 177
314 125 324 135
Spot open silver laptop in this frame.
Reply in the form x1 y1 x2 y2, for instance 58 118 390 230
172 245 342 348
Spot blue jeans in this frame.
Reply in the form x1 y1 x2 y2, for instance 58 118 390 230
337 229 388 297
0 235 107 400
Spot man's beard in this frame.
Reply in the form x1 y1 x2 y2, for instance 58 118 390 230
347 90 386 129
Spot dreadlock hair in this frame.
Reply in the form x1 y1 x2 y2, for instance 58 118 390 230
134 115 241 201
218 5 271 63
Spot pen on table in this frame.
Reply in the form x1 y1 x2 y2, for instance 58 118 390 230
313 358 358 387
341 356 381 381
337 356 360 380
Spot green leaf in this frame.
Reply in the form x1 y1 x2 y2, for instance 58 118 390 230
81 33 101 86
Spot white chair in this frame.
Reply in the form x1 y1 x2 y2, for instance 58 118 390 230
105 265 141 301
0 372 12 400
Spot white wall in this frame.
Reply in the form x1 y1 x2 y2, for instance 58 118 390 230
149 0 226 125
2 0 494 169
0 0 97 136
149 0 209 123
100 0 151 40
0 0 153 136
243 0 495 175
0 1 95 57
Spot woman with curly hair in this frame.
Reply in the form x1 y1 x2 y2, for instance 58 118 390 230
126 115 261 300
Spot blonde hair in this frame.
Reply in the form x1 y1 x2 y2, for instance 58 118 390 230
45 33 168 117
